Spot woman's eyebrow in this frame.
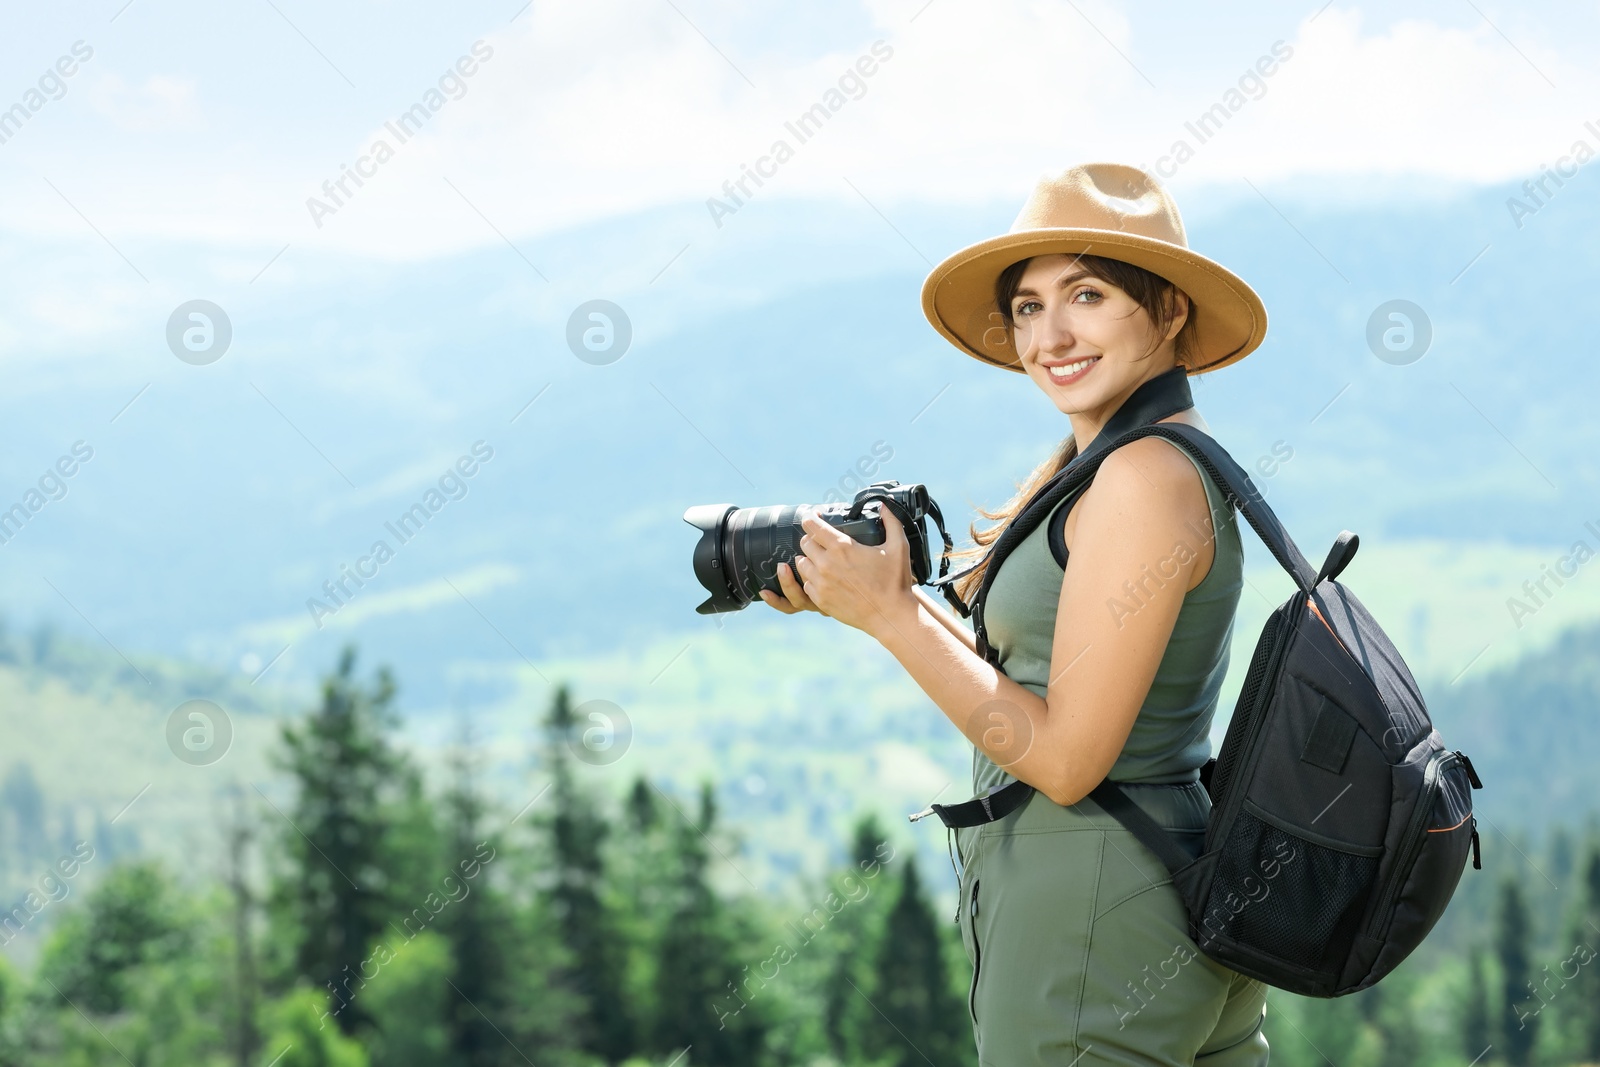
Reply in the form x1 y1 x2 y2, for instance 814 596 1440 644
1013 270 1100 299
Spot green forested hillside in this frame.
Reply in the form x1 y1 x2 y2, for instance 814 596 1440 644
0 583 1597 1064
0 620 293 970
4 534 1599 928
0 634 1593 1066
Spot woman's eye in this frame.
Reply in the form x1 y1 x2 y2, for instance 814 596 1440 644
1014 299 1041 317
1073 288 1103 304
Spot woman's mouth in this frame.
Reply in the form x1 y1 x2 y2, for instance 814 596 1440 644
1044 355 1100 385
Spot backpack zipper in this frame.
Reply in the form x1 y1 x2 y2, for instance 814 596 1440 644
1209 608 1287 802
968 878 982 1026
1365 749 1454 939
1211 600 1296 834
1452 750 1483 871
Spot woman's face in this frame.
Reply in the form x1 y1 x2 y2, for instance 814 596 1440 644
1007 253 1188 418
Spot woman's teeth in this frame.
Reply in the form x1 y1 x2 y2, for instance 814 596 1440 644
1047 357 1098 381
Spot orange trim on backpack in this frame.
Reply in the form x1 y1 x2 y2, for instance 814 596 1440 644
1306 597 1352 657
1428 813 1472 833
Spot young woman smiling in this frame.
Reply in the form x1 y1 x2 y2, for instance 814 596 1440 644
760 163 1271 1065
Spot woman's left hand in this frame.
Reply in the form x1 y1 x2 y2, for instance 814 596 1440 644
780 505 918 637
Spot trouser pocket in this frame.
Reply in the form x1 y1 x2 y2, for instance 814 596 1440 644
966 877 983 1028
954 826 985 1029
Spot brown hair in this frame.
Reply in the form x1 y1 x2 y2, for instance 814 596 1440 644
944 253 1198 607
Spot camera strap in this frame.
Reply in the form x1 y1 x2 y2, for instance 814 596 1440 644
919 496 965 615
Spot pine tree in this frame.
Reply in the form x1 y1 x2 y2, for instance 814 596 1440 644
823 813 889 1062
1 762 46 864
651 779 769 1065
1549 826 1576 894
625 776 658 835
537 683 635 1062
1495 877 1537 1066
223 786 261 1067
1567 842 1600 1062
36 860 190 1015
268 645 410 1036
1462 946 1492 1064
1367 970 1424 1067
862 853 967 1067
438 727 514 1067
611 774 673 1052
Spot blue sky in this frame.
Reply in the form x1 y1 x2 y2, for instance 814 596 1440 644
0 0 1591 381
2 0 1599 701
1 0 1592 260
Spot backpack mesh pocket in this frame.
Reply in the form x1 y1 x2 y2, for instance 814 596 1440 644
1205 809 1382 974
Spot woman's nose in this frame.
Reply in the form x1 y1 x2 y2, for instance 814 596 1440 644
1032 306 1074 355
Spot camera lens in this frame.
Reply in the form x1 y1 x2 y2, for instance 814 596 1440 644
684 503 812 614
685 481 950 617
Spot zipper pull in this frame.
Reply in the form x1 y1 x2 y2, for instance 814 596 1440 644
1470 819 1482 870
1454 750 1483 789
908 805 939 823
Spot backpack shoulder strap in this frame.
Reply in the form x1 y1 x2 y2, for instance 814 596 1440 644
962 422 1319 665
1040 423 1320 594
1075 426 1320 877
960 448 1111 663
1126 423 1319 594
1087 779 1198 876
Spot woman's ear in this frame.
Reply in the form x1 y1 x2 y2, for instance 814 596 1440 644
1164 287 1192 343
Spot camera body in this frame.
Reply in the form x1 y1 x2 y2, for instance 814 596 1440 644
684 480 943 615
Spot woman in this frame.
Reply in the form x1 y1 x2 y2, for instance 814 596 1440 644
759 162 1271 1065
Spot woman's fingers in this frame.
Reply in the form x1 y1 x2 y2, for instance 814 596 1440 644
760 564 796 612
773 558 816 612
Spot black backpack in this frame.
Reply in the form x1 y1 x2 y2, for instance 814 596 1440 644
916 419 1484 997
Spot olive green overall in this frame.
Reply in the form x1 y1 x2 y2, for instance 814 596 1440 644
952 442 1270 1066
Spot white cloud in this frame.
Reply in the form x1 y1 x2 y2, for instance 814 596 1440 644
86 72 202 132
1221 8 1580 184
0 2 1592 262
298 1 1592 256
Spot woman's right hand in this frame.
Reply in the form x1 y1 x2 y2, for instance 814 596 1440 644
759 559 824 615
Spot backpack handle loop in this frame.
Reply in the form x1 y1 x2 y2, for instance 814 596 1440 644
1316 530 1360 586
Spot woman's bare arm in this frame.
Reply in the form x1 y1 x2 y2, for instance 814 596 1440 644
912 584 979 654
868 438 1210 806
765 560 981 657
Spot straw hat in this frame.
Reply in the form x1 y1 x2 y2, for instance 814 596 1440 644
920 162 1267 375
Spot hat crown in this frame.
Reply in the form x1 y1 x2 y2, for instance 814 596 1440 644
919 159 1264 376
1009 162 1188 248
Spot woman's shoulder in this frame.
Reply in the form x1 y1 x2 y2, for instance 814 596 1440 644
1084 431 1212 522
1060 416 1228 580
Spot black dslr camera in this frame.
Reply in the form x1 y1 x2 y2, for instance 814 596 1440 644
684 481 963 615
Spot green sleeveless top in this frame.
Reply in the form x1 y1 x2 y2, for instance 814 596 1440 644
973 440 1243 796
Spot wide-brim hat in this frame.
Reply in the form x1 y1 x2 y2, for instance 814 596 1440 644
920 162 1267 375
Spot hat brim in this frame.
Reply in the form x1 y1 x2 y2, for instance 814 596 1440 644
921 228 1267 375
